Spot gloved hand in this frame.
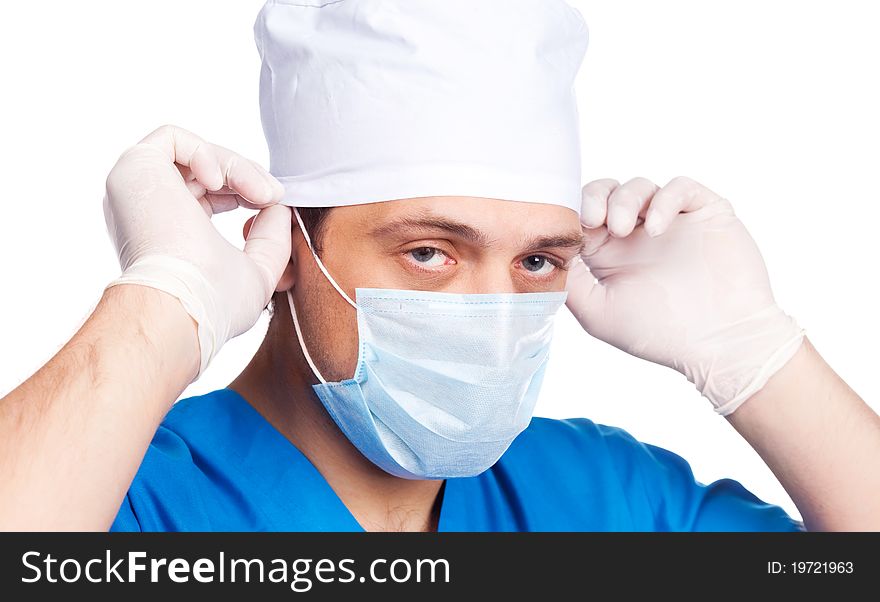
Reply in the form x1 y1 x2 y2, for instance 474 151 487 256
565 176 805 416
103 125 292 379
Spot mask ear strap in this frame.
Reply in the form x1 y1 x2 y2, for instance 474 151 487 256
292 207 358 309
287 288 327 385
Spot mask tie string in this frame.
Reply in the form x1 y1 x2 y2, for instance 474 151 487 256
286 289 327 385
286 207 359 386
292 207 358 309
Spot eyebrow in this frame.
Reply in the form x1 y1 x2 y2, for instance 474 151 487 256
369 212 584 253
517 232 585 254
369 215 496 246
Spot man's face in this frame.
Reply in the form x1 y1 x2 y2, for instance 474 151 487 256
289 196 583 382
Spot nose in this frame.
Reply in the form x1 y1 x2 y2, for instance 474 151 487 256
455 258 519 294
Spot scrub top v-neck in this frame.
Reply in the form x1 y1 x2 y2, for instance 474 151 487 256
111 388 804 532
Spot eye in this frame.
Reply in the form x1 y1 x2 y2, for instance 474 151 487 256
407 246 450 268
520 255 557 276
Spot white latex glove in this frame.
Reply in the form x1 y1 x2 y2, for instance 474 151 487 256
566 176 805 416
103 125 292 379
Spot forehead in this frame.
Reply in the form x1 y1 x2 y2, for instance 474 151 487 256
346 196 581 239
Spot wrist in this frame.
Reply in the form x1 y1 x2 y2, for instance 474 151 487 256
682 304 805 415
107 255 225 377
100 283 200 386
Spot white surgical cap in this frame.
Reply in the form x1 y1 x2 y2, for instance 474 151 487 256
254 0 588 213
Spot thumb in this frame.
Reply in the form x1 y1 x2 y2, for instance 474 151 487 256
565 259 606 331
243 204 293 297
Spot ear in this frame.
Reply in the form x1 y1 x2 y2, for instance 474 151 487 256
243 214 296 292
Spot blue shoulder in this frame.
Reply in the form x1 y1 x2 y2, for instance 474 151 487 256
502 417 804 532
110 390 232 532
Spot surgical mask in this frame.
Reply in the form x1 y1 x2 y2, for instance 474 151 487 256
287 208 567 479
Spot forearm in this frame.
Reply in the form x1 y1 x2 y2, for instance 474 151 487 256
0 284 199 530
727 336 880 531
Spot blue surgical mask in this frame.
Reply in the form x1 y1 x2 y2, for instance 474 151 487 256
288 208 567 479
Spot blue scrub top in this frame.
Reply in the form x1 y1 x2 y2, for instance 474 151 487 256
111 388 804 532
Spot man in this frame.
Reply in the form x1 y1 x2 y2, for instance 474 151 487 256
1 1 879 531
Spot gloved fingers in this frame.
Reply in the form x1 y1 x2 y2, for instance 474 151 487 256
176 161 195 182
139 124 283 208
183 179 270 213
215 150 285 209
606 177 659 238
580 223 610 258
644 176 723 237
241 213 286 241
564 258 606 330
206 192 268 212
579 179 619 228
188 188 247 218
139 124 225 191
202 192 241 215
243 204 293 297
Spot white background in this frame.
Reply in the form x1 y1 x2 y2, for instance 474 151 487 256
1 1 878 523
